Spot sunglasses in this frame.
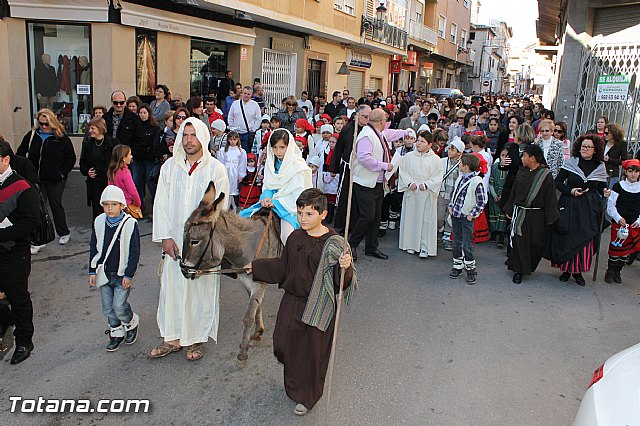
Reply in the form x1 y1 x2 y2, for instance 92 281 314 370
603 131 609 135
112 101 125 105
554 129 563 133
38 121 50 127
286 103 296 106
176 115 187 120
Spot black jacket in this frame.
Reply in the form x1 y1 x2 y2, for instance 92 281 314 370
103 107 144 148
324 102 346 121
604 141 629 177
79 135 116 183
33 62 58 97
9 154 39 185
0 172 39 252
132 121 161 162
17 131 76 183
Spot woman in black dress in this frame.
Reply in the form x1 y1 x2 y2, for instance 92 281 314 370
547 135 611 285
79 117 115 218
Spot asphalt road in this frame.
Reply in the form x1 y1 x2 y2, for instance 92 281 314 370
1 170 639 425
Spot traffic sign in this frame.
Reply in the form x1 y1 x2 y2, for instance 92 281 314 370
482 71 494 79
483 81 490 87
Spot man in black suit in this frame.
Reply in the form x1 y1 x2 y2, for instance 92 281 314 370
34 54 59 110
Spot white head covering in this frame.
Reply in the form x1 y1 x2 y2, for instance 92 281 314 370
320 124 334 134
100 185 126 206
211 119 226 132
263 129 312 216
307 155 322 169
418 124 430 133
174 117 216 173
261 114 271 122
449 136 465 154
405 128 416 139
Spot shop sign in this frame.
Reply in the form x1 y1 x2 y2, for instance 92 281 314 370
347 50 372 69
390 59 402 74
422 62 434 71
402 51 417 65
76 84 91 95
241 47 248 61
596 74 630 102
271 37 296 52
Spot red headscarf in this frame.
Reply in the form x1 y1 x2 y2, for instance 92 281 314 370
472 152 488 174
295 118 314 133
321 114 332 124
622 159 640 170
294 135 308 148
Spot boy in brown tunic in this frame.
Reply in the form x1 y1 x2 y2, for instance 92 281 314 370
245 188 354 416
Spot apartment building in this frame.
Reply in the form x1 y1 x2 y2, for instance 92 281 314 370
467 21 511 94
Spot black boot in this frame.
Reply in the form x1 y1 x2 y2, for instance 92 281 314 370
613 262 623 284
604 260 616 283
572 273 586 286
496 232 505 249
626 252 637 266
105 325 125 352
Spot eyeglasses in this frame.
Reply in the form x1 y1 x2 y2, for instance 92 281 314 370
581 145 595 150
176 115 187 120
490 114 499 117
360 115 370 118
112 101 125 105
286 103 296 106
603 131 609 135
38 121 50 127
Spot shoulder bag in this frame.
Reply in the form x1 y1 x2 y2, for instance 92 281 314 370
239 100 256 148
95 217 130 287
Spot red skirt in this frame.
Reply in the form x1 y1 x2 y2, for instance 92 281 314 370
608 223 640 257
239 183 262 208
473 210 490 243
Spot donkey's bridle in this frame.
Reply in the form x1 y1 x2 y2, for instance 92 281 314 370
179 209 274 276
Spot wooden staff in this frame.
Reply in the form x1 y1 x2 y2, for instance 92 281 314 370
324 114 359 424
593 172 612 281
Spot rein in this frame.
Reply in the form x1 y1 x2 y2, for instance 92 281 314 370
180 209 274 276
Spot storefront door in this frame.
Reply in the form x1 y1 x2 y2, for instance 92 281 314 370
307 59 323 100
262 49 297 115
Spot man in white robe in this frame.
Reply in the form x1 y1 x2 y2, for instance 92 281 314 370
393 132 444 257
149 117 230 360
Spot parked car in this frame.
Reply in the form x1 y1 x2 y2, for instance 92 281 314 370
574 342 640 425
429 88 465 101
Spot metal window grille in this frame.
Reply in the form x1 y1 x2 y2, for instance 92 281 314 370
261 49 297 116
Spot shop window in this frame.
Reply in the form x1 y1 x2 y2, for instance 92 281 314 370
136 29 157 101
27 22 92 135
190 39 228 99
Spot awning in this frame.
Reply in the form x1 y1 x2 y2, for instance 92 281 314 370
8 0 109 22
120 1 256 46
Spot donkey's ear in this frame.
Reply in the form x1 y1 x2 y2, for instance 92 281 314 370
199 181 217 208
202 192 226 220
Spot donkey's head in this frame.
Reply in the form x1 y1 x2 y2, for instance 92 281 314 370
180 181 226 279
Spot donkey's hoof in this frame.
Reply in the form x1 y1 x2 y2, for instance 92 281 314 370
236 358 248 369
249 337 262 347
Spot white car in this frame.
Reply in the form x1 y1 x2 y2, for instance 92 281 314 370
574 342 640 425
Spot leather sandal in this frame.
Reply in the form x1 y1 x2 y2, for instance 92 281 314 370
147 342 182 359
186 343 204 361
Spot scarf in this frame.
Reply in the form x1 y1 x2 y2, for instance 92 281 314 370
511 167 551 237
301 235 357 331
560 156 608 182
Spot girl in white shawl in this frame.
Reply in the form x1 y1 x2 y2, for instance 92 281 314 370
240 129 312 243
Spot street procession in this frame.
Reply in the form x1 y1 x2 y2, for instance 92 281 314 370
1 0 640 424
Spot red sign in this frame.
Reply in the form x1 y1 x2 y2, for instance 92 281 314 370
422 62 434 71
403 51 417 65
483 81 490 87
390 59 402 74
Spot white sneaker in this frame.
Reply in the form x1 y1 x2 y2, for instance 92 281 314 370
407 249 416 255
388 221 396 230
419 249 428 258
30 244 45 255
59 235 70 245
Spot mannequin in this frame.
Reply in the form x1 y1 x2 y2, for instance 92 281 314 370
34 54 59 109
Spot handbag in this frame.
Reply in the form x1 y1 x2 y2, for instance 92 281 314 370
124 204 143 219
32 184 55 246
239 100 255 147
95 217 129 287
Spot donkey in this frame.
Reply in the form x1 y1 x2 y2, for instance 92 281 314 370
179 181 282 367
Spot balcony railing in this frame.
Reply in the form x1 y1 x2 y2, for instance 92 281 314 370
408 20 438 47
363 18 408 50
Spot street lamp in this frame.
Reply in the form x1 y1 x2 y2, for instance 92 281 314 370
361 2 388 34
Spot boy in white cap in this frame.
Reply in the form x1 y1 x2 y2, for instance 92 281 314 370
437 136 465 250
209 118 228 155
89 185 141 352
313 124 334 158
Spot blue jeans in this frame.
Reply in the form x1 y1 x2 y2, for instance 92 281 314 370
239 132 251 153
451 216 475 269
100 273 133 328
130 159 159 206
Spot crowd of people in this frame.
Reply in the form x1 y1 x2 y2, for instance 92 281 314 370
0 76 638 417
